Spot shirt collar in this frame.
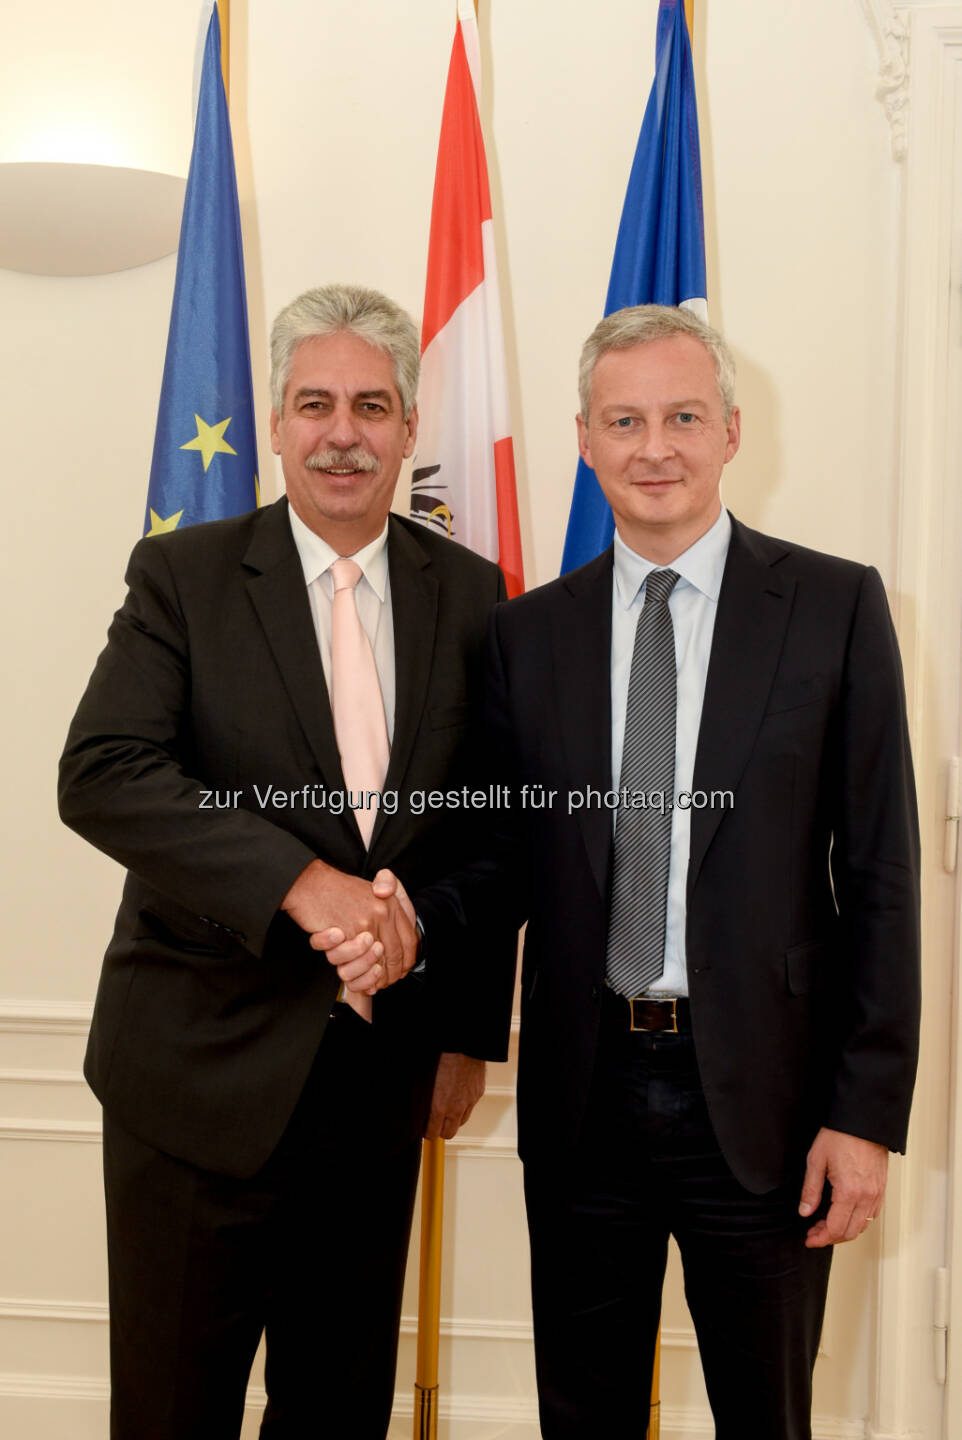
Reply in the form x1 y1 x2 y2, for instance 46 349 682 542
613 506 732 611
287 503 390 601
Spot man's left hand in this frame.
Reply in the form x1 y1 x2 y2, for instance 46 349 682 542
799 1126 889 1247
424 1053 486 1140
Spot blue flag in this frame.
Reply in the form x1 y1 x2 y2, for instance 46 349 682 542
144 4 257 536
560 0 705 572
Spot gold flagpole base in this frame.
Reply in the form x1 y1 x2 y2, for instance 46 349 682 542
647 1323 662 1439
413 1382 439 1440
413 1137 445 1438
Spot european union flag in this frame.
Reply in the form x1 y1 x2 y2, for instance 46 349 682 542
144 4 257 536
560 0 706 573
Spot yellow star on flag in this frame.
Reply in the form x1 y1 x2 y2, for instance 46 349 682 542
146 508 184 536
180 414 237 473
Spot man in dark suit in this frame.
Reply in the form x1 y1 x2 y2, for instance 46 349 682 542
398 304 920 1438
58 284 515 1440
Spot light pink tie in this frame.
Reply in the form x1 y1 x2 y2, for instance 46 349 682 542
329 557 390 1021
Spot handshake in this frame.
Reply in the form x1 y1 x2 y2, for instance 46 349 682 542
280 858 419 997
281 856 487 1139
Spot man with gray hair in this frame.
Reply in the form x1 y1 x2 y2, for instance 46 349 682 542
59 282 516 1439
403 303 920 1437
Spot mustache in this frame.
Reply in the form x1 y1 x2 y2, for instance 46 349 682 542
305 447 380 474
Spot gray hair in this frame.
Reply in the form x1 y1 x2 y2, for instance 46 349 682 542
270 283 420 418
578 304 736 422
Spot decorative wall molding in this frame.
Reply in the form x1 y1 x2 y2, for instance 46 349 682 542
886 10 962 1438
660 1325 699 1352
391 1388 541 1422
0 1384 864 1440
0 1381 867 1440
0 1001 92 1037
859 0 911 158
0 1068 85 1087
399 1314 532 1342
385 1391 540 1426
0 1373 107 1399
447 1135 518 1161
398 1316 698 1350
0 1119 101 1143
657 1411 714 1439
0 1297 699 1356
819 1422 884 1440
0 1299 107 1324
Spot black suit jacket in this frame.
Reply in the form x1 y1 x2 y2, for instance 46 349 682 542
59 499 515 1178
420 515 921 1193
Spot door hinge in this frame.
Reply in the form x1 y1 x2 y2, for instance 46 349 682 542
944 758 960 874
935 1266 949 1385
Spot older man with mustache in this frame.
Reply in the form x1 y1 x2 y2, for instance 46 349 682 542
59 284 516 1440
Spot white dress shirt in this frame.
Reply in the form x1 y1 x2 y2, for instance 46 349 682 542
287 505 396 742
610 507 732 995
288 506 429 977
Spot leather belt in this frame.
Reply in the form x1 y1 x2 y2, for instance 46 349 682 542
602 985 690 1034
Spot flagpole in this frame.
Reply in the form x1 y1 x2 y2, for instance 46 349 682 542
649 21 694 1434
414 0 524 1432
219 0 230 101
413 1135 445 1438
649 23 695 1436
649 25 695 1440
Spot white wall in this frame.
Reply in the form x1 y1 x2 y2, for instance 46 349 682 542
0 2 950 1436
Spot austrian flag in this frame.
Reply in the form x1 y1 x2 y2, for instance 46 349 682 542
411 0 524 598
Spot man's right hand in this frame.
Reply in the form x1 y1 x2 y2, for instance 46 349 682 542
310 869 418 995
280 859 418 991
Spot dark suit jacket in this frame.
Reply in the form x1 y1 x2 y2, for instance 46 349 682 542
59 498 515 1178
419 515 921 1194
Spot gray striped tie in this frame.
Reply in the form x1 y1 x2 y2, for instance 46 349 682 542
606 568 680 997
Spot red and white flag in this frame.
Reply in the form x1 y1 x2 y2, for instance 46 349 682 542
411 0 524 598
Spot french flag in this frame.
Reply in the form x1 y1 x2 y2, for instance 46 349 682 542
411 0 524 598
560 0 706 573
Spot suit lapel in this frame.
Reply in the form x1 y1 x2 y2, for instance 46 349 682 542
687 517 795 899
554 551 614 902
242 500 354 827
370 516 438 854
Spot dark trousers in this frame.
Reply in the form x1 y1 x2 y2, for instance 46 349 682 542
523 1005 832 1440
102 1004 422 1440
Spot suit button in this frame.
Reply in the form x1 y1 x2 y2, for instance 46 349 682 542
590 985 599 1002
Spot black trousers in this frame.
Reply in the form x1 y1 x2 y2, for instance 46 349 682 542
523 1004 832 1440
102 1004 422 1440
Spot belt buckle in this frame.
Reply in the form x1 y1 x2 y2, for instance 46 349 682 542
628 995 678 1034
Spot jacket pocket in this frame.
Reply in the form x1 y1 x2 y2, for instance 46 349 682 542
765 673 826 716
429 702 470 729
785 940 826 995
